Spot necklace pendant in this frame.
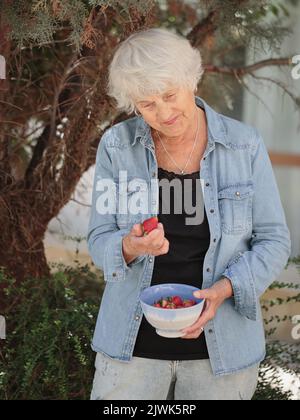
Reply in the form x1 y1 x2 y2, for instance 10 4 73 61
181 170 185 175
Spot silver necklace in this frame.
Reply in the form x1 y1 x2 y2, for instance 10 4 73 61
155 111 199 175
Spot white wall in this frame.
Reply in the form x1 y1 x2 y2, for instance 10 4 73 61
45 167 93 263
243 3 300 258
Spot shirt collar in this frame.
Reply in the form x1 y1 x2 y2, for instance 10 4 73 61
131 95 230 149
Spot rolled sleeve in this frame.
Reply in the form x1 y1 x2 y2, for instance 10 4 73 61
102 229 146 282
87 130 146 283
223 252 257 321
222 129 291 321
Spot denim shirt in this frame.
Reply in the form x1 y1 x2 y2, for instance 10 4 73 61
87 95 291 376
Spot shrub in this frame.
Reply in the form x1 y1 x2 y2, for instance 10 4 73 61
253 256 300 400
0 263 104 400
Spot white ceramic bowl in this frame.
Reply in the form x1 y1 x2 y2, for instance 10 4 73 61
139 283 205 338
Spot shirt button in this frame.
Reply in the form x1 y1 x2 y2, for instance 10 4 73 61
152 171 156 177
135 316 140 321
206 268 211 273
149 257 153 263
210 209 215 214
213 238 217 243
206 183 210 187
236 191 241 197
112 272 117 277
208 329 213 334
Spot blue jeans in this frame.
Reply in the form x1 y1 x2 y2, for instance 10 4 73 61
90 352 260 400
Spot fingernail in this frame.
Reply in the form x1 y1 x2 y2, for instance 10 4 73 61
193 291 201 298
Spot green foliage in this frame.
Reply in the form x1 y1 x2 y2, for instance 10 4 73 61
253 256 300 400
2 0 58 46
0 263 103 400
1 0 298 52
253 363 293 400
0 0 153 51
206 0 291 53
253 340 299 400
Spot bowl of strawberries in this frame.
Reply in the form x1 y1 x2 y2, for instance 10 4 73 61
139 283 205 338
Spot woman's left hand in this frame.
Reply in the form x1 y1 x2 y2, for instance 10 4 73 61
180 277 234 339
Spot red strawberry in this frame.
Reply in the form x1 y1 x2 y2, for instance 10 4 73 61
166 302 177 309
183 299 196 308
161 299 168 308
172 296 183 306
153 295 196 309
142 217 158 236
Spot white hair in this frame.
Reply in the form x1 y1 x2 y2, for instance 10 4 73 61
106 27 204 115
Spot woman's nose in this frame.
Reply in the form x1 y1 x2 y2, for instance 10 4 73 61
157 106 174 122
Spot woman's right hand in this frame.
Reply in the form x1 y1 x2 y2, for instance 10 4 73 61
122 222 169 264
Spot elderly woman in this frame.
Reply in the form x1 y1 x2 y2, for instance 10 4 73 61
87 28 291 400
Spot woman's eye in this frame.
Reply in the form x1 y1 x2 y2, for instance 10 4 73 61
143 95 175 108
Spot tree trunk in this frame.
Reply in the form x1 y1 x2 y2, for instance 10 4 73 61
0 187 51 282
0 232 50 282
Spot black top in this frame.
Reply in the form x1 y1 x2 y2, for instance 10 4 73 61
133 167 210 360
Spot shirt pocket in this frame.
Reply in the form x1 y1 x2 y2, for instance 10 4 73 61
218 182 254 235
116 178 150 229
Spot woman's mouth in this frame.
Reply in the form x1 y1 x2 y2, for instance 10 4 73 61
163 115 180 125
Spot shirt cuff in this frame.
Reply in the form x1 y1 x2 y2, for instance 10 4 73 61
222 252 258 321
103 229 146 282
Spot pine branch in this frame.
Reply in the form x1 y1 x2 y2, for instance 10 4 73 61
25 125 51 183
187 8 220 48
232 69 274 117
24 51 91 188
247 73 300 108
204 57 292 76
204 57 300 109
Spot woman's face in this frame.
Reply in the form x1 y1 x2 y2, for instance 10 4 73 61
134 85 198 139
